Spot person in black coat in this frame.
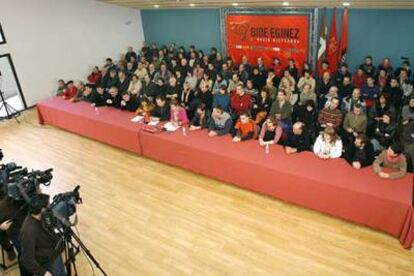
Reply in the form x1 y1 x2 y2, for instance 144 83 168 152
151 96 170 121
105 86 122 108
120 93 139 112
284 122 311 154
295 100 319 142
344 134 375 169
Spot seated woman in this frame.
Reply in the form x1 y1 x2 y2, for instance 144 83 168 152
401 95 414 125
232 113 257 143
251 88 272 126
150 96 170 121
56 79 66 96
212 73 227 95
208 106 233 137
313 126 343 159
120 93 139 112
373 144 407 179
127 74 142 96
136 98 154 118
368 93 395 133
370 111 396 153
344 134 375 169
180 81 195 112
258 118 282 146
297 83 317 107
169 99 189 126
189 104 209 131
269 90 293 132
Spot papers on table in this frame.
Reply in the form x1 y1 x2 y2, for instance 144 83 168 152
163 122 180 132
130 115 144 123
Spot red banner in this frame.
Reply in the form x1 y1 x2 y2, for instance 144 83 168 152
225 14 310 69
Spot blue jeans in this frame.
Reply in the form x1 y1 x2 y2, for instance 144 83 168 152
46 256 66 276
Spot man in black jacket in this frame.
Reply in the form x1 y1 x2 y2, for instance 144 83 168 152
344 134 375 169
20 194 65 276
284 122 311 154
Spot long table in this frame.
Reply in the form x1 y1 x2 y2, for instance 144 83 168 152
37 97 414 249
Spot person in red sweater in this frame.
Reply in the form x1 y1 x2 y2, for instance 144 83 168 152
62 81 77 100
87 66 102 86
231 84 251 117
232 112 257 142
353 68 367 89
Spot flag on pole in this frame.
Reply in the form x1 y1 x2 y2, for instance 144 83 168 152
327 7 339 74
317 8 327 76
339 8 348 64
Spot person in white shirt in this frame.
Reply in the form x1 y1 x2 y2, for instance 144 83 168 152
313 126 343 159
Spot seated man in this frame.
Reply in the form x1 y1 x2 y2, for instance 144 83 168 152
230 84 251 117
402 121 414 171
344 134 375 169
373 144 407 179
105 86 121 108
189 104 209 131
269 90 293 132
342 104 367 145
151 96 170 121
120 93 139 112
370 112 396 153
284 122 311 154
318 97 343 130
208 106 233 137
232 112 257 143
91 85 109 107
71 84 95 103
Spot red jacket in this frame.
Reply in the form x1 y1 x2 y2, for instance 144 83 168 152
231 93 251 115
63 86 77 99
87 72 102 85
353 73 367 89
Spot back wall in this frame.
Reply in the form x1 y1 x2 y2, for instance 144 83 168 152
142 8 414 72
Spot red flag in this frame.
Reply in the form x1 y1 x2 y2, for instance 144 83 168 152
327 7 339 74
317 8 327 76
339 8 348 64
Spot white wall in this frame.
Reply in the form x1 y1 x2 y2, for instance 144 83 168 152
0 0 145 106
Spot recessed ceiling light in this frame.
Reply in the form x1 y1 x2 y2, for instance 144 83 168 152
282 2 289 6
343 2 350 6
189 3 195 7
232 2 239 6
154 4 160 8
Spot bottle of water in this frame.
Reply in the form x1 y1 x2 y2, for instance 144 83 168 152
182 126 187 136
265 143 269 154
94 107 99 115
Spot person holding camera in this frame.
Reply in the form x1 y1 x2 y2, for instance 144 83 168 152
20 194 66 276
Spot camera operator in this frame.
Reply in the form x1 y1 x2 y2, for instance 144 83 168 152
0 195 27 261
20 194 66 276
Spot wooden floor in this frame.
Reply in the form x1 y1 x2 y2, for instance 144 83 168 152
1 109 413 276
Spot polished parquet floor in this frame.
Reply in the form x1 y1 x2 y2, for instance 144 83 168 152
1 109 413 276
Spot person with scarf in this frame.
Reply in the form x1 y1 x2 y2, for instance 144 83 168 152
208 106 233 137
373 144 407 179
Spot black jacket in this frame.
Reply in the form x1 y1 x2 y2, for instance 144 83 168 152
344 142 375 168
151 105 170 121
284 132 311 152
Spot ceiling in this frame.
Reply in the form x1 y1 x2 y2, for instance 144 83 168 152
99 0 414 9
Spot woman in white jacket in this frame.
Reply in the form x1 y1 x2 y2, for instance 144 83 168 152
313 126 343 159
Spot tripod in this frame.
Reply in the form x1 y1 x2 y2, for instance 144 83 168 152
59 227 108 276
0 90 20 123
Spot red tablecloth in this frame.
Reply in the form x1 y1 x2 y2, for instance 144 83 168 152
37 98 142 154
36 98 414 249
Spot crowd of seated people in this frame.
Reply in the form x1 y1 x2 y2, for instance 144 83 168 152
56 42 414 179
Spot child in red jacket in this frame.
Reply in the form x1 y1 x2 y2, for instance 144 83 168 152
232 112 257 142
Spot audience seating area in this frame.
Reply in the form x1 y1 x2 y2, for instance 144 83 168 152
37 97 413 249
41 42 414 249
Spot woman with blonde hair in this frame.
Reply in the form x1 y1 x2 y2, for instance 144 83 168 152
313 126 343 159
127 74 142 96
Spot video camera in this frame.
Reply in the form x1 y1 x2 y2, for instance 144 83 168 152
0 160 53 205
42 185 82 230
